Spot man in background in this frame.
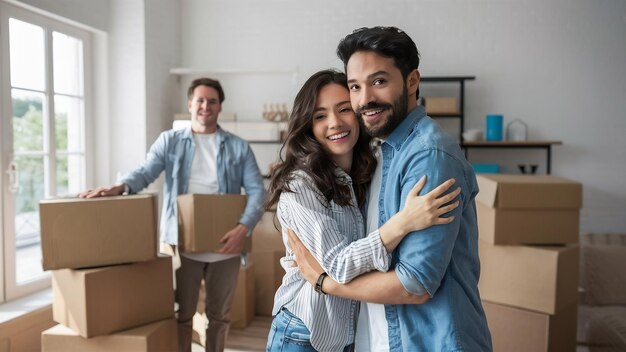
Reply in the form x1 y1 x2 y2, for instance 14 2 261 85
80 77 265 352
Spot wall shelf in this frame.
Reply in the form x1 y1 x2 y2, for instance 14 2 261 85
422 76 561 174
421 76 475 142
462 141 563 174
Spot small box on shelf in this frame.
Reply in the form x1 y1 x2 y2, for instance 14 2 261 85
424 97 459 115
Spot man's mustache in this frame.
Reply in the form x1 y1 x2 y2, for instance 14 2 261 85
355 102 393 118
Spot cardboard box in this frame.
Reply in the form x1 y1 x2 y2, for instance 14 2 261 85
476 174 582 245
40 194 159 270
177 194 251 253
0 305 55 352
483 301 577 352
250 251 284 316
251 211 284 252
41 318 177 352
231 263 256 329
52 257 175 338
478 241 579 314
425 97 459 114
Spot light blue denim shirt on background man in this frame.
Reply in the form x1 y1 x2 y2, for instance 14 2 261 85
379 106 492 351
121 126 266 245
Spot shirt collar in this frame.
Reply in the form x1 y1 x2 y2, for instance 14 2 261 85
184 125 227 144
383 105 426 151
333 167 352 185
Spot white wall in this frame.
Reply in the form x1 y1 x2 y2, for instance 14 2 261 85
11 0 108 31
179 0 626 233
13 0 624 233
108 0 147 182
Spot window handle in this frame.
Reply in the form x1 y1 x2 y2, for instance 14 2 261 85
6 161 19 194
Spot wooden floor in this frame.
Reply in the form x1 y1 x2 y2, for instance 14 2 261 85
192 316 272 352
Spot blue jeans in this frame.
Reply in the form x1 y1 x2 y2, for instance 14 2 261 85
266 308 354 352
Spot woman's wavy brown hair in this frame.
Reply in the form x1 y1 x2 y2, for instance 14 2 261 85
266 69 376 210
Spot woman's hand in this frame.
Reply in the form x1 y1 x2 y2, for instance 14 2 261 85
379 175 460 252
399 175 461 232
287 229 324 286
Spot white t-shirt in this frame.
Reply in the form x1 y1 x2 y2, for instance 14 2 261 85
355 142 390 351
181 133 238 263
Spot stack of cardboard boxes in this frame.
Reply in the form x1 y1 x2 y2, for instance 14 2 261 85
475 175 582 352
38 195 177 351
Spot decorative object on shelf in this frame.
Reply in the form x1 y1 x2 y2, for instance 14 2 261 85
472 163 500 174
518 164 539 174
485 114 504 141
506 118 528 141
462 129 483 142
262 103 290 122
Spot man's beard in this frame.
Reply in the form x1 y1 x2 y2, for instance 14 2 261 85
356 88 408 138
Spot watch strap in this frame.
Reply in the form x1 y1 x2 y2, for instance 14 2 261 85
314 272 328 295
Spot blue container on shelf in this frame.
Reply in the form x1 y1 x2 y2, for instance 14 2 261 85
472 163 500 174
485 114 503 141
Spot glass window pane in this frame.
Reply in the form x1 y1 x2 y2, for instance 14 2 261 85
14 155 46 284
9 18 45 90
55 95 83 153
56 154 84 196
53 32 83 96
12 89 44 152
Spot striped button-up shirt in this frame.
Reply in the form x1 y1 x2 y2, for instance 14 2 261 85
272 169 391 351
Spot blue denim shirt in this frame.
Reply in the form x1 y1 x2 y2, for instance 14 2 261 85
121 126 266 245
379 106 492 351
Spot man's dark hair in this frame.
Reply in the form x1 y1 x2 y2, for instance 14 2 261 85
337 26 421 99
187 77 225 103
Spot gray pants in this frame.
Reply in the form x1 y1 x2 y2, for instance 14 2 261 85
175 255 240 352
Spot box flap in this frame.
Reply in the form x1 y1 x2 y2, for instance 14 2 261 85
476 174 582 209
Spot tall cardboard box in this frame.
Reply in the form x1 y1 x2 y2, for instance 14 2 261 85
40 194 159 270
251 211 284 252
41 318 178 352
483 301 577 352
478 241 579 314
52 257 175 338
475 174 582 245
230 263 256 329
250 251 284 316
177 194 251 253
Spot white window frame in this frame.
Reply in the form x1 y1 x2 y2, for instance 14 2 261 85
0 1 94 302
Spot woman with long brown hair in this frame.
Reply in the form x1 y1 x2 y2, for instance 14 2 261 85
265 69 459 351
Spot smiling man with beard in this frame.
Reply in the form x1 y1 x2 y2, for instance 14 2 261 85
288 27 493 351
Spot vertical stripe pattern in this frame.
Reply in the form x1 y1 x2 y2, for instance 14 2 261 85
272 169 391 351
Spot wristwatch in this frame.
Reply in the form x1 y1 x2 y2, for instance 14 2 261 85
122 183 130 195
314 272 328 295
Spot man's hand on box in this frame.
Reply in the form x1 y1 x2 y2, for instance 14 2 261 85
78 184 125 198
218 223 249 254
